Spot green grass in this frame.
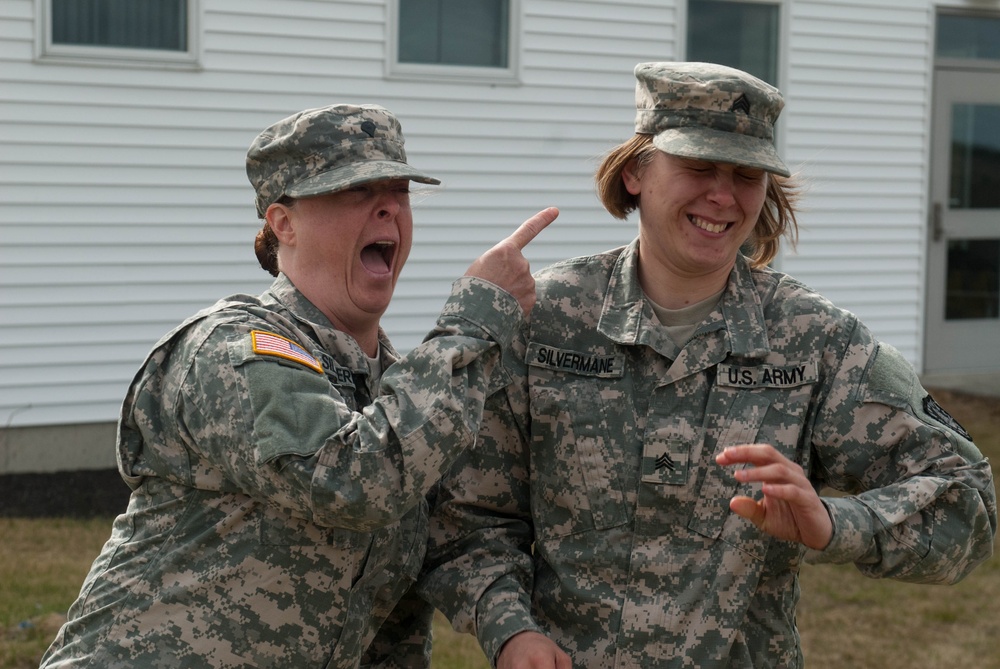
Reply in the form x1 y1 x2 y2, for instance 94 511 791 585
1 388 996 669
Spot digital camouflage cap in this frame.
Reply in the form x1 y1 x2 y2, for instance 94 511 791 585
247 104 441 218
634 62 791 177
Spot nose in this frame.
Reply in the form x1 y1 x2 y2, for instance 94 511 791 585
707 168 737 207
375 190 402 219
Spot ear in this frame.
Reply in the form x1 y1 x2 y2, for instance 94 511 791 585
622 158 643 196
265 202 295 246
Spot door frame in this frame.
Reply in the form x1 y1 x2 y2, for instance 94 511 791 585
924 65 1000 374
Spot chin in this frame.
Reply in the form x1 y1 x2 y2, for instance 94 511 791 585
362 295 394 317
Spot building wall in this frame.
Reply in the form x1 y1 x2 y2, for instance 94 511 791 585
782 0 933 365
0 0 970 473
0 0 660 437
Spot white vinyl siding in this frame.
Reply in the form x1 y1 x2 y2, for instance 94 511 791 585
0 0 673 429
781 0 933 363
0 0 984 439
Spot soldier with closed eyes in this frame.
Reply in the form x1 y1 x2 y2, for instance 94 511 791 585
419 62 997 669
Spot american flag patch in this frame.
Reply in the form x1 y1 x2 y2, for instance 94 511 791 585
250 330 323 374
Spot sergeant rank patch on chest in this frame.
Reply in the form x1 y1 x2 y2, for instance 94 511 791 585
250 330 324 374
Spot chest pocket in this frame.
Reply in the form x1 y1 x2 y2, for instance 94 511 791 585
528 343 629 539
689 391 773 560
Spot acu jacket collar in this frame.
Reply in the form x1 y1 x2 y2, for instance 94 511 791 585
597 240 771 359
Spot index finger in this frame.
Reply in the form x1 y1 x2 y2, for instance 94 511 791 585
506 207 559 250
716 443 786 466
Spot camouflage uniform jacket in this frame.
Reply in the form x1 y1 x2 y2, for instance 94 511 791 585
42 273 521 669
420 240 997 669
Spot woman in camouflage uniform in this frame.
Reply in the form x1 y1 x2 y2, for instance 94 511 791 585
41 104 555 668
420 63 997 669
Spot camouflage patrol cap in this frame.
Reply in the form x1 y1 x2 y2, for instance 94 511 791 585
634 62 790 177
246 104 441 218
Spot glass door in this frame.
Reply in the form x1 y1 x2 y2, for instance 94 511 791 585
925 69 1000 373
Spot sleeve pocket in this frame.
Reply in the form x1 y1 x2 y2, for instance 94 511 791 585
230 335 354 465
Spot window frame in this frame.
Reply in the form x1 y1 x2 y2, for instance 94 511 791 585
386 0 521 84
935 7 1000 72
35 0 201 69
682 0 785 87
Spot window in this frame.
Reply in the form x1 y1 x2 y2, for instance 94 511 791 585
389 0 519 82
38 0 198 66
937 11 1000 62
686 0 780 86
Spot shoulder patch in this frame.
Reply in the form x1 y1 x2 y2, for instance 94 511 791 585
250 330 323 374
922 394 972 441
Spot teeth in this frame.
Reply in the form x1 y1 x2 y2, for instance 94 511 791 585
690 215 727 234
373 241 394 247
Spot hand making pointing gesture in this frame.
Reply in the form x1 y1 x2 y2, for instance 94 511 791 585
465 207 559 316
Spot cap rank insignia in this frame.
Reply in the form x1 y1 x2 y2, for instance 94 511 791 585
730 93 751 114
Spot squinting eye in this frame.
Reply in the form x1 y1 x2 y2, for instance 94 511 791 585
689 164 716 174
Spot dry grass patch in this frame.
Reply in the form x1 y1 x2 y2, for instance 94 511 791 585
0 517 110 668
430 610 490 669
799 388 1000 669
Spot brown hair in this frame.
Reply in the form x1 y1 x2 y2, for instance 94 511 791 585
594 134 800 267
254 195 295 277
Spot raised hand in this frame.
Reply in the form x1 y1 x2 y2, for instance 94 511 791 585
716 444 833 551
464 207 559 317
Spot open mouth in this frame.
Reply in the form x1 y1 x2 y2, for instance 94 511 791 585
689 214 731 234
360 240 395 274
